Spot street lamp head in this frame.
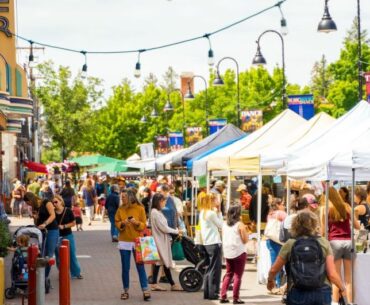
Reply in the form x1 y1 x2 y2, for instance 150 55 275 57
208 49 215 67
163 100 174 112
252 45 267 65
150 108 159 118
213 71 224 86
318 1 337 33
184 82 195 100
140 115 147 123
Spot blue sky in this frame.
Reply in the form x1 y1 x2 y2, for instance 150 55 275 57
15 0 370 96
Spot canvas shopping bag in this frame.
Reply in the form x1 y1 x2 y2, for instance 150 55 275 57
135 236 160 264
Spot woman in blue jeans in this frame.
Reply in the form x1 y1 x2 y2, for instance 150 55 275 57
53 195 83 279
105 184 120 242
266 198 286 293
115 189 150 301
24 192 59 283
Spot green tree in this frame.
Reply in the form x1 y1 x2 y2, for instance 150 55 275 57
36 61 103 160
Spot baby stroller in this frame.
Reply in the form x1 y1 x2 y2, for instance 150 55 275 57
5 225 44 299
178 236 208 292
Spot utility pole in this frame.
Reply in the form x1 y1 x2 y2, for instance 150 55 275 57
17 46 44 162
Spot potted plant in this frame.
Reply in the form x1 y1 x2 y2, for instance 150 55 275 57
0 220 11 257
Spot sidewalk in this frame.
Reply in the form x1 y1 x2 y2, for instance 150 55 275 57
4 217 281 305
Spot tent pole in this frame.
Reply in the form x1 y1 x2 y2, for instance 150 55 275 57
256 173 262 284
226 170 232 211
286 178 291 215
351 168 355 298
325 180 330 239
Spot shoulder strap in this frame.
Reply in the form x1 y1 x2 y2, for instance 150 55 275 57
59 208 67 225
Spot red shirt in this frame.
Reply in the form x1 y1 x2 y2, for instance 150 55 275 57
240 192 252 210
328 214 351 240
72 207 82 218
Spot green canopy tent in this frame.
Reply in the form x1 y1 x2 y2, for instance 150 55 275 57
90 161 141 173
69 154 121 167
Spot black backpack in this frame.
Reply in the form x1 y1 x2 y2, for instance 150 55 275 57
288 237 326 290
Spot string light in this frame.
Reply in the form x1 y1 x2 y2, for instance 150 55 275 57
11 0 286 76
81 51 87 79
278 4 288 35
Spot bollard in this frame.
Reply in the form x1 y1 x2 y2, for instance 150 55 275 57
28 244 39 305
59 245 70 305
0 258 4 305
61 239 70 302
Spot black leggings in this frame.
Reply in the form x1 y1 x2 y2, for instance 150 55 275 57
152 265 175 286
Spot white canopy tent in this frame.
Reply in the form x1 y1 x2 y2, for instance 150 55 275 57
192 109 306 177
284 101 370 181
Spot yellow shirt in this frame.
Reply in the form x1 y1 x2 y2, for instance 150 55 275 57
115 204 146 242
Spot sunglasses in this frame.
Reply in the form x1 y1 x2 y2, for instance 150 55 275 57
52 201 59 204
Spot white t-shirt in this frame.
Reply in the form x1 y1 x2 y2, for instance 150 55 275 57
199 210 223 246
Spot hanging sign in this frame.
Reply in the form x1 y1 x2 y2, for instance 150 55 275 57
168 132 184 151
186 127 203 146
241 110 263 133
208 119 227 135
288 94 314 120
155 135 169 155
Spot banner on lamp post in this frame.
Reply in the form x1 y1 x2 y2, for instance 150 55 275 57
186 127 203 146
168 132 184 152
208 119 227 135
364 72 370 103
241 110 263 133
288 94 315 120
155 135 169 156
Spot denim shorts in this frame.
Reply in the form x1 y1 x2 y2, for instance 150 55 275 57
330 240 352 260
287 285 332 305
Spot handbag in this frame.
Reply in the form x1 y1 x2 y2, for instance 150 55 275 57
264 217 283 245
134 236 160 264
171 238 185 261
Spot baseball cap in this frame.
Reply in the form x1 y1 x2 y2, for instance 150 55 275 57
302 193 318 209
236 184 247 192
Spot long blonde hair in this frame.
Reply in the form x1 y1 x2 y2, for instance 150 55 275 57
328 186 350 221
199 193 216 220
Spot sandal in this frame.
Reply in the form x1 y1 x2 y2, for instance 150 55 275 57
76 274 83 279
268 288 283 295
233 300 245 304
120 292 129 300
151 284 167 291
171 284 183 291
143 291 151 301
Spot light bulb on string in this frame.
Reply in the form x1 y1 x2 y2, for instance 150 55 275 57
278 4 288 36
81 51 87 79
134 50 145 78
204 34 215 67
28 41 36 68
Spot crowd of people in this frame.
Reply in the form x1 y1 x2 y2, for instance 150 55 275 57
4 174 370 305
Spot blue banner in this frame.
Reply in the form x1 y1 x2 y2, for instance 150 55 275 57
168 132 184 151
288 94 315 120
208 119 227 135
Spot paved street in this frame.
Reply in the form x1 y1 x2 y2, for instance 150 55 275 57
4 217 281 305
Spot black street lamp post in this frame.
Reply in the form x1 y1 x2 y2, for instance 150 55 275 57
252 29 287 109
213 57 240 127
318 0 363 101
184 75 209 134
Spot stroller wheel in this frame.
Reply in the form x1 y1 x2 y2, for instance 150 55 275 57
5 287 16 299
179 267 203 292
45 278 51 294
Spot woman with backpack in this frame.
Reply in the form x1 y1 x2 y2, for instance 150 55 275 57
268 210 346 305
265 197 286 293
321 187 360 303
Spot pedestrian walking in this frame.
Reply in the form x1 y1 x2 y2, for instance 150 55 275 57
106 184 120 242
199 193 223 300
72 201 83 231
115 189 150 301
150 193 182 291
220 205 249 304
82 179 97 225
12 181 25 218
60 180 76 209
53 195 83 279
268 210 346 305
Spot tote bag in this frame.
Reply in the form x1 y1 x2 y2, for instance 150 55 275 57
134 236 160 264
172 239 185 261
264 218 283 245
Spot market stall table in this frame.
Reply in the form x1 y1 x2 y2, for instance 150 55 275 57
354 253 370 305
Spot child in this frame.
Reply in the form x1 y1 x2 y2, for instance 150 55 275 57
8 235 30 281
72 202 83 231
97 194 106 222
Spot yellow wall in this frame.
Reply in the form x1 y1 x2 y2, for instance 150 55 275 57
0 0 28 97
